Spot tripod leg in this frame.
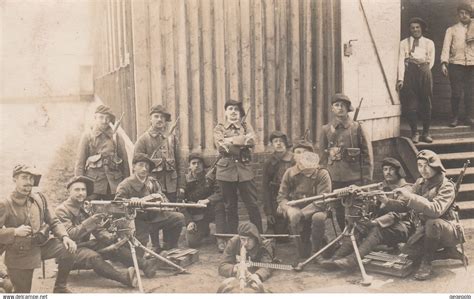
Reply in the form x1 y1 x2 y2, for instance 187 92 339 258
128 241 144 292
134 238 188 273
349 226 372 286
294 226 350 271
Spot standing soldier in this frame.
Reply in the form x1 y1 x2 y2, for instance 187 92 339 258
134 105 182 251
213 100 263 233
319 93 373 230
397 17 435 143
262 131 294 235
75 104 130 201
0 165 77 293
134 105 181 202
181 152 227 252
441 3 474 127
115 154 185 253
276 141 332 259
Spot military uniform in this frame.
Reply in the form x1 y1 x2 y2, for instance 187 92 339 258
262 131 294 235
384 150 462 280
319 94 373 230
323 158 415 269
219 222 274 282
0 190 75 293
134 127 181 201
115 174 185 250
182 164 226 248
277 163 332 258
75 105 130 201
213 102 263 233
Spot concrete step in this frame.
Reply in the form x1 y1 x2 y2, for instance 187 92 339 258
458 201 474 219
437 152 474 168
446 167 474 177
459 183 474 193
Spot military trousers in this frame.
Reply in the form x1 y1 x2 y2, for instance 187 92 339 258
135 210 185 250
218 180 263 233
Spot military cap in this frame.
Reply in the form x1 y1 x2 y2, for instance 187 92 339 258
457 2 472 13
416 150 446 173
67 175 94 196
331 93 354 112
381 157 406 178
149 105 171 121
269 130 290 147
95 105 116 123
132 153 156 170
12 164 41 186
188 152 208 167
224 100 246 117
292 139 314 152
408 17 427 32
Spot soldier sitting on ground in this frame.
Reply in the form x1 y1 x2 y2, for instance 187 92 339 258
276 140 332 260
321 157 415 270
219 222 275 285
0 165 77 293
262 131 294 236
181 152 227 251
55 176 160 287
386 150 466 280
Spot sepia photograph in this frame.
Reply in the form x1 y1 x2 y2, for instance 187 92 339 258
0 0 473 295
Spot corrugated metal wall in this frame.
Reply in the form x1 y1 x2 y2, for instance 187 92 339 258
94 0 341 154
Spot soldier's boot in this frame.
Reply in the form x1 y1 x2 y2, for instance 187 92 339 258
406 112 419 143
92 258 137 288
53 259 74 293
464 97 473 125
138 256 158 278
420 121 433 143
333 231 382 271
319 239 354 270
414 237 437 281
294 236 307 259
434 247 469 264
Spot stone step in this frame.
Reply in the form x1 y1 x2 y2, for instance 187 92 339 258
446 167 474 177
459 183 474 194
416 137 474 147
438 152 474 161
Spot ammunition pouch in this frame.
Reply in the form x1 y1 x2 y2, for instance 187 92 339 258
152 158 176 173
86 154 103 169
10 236 32 253
86 153 122 170
343 147 361 163
32 224 50 246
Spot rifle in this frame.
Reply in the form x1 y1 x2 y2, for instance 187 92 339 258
353 98 364 121
110 112 125 134
213 233 300 239
168 115 180 136
453 159 470 270
286 182 383 207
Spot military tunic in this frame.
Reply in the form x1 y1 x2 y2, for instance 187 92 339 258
213 120 263 233
115 175 185 249
75 126 130 196
134 127 181 195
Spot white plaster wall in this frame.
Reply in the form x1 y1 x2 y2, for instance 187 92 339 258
0 0 94 99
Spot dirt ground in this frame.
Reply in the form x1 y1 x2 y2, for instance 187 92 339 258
1 101 474 293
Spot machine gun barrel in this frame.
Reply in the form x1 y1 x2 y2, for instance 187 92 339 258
287 182 383 207
213 233 300 238
90 200 207 209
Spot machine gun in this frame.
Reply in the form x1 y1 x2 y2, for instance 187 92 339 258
292 182 390 286
287 182 383 207
84 194 206 292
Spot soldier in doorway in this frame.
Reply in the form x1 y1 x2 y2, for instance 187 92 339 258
397 17 435 143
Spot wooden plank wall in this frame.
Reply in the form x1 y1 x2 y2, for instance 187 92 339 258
93 0 137 140
95 0 341 154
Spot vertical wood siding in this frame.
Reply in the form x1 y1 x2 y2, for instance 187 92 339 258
94 0 341 154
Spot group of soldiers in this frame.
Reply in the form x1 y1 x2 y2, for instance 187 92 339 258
0 90 467 293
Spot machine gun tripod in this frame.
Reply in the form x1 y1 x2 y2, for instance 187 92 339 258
86 196 206 292
292 184 389 286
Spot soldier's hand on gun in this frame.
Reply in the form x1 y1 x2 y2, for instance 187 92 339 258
14 225 32 237
248 273 262 287
187 222 198 232
197 199 210 206
62 236 77 254
276 203 287 216
393 188 412 204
